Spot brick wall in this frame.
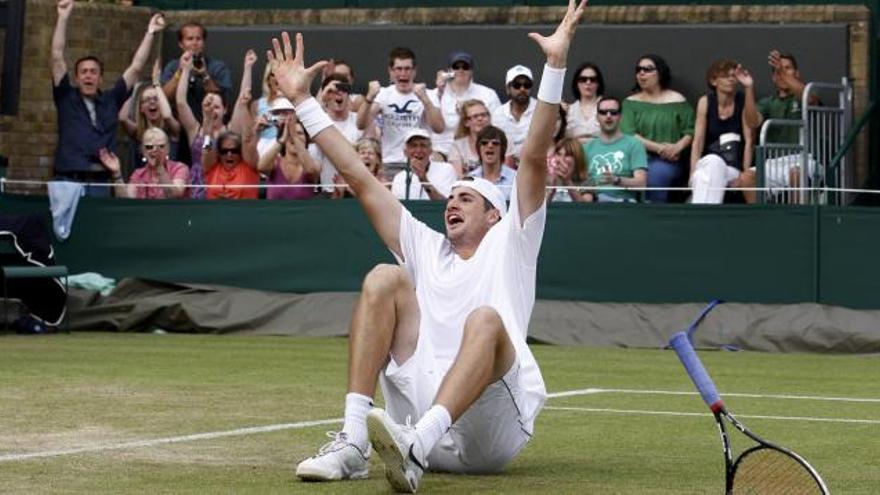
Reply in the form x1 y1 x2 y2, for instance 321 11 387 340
0 2 871 193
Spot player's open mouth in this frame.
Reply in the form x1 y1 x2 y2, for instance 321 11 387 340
446 213 463 225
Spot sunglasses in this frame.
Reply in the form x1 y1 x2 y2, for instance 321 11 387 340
143 143 167 150
510 81 533 90
479 139 502 147
577 76 598 84
636 65 658 74
219 147 241 154
451 63 471 71
597 109 620 116
467 111 489 121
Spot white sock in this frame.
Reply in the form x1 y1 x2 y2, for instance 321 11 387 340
414 405 452 457
341 392 372 451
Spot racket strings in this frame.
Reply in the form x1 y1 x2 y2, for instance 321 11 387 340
732 447 824 494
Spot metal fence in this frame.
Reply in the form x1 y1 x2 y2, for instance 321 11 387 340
756 77 853 205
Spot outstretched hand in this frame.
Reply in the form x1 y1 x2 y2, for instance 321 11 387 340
98 148 121 175
267 32 328 104
147 13 166 35
735 64 753 88
527 0 588 68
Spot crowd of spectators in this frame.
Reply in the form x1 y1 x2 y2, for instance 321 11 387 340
49 0 815 204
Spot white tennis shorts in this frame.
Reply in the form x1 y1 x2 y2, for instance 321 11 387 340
379 330 532 474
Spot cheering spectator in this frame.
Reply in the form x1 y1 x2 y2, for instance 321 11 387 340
202 130 259 200
98 127 189 199
469 125 517 200
492 65 536 169
565 62 604 142
689 59 761 204
313 74 363 192
332 138 386 199
546 137 592 203
433 51 501 156
119 59 181 162
448 99 492 176
50 0 165 196
621 54 694 203
357 47 445 165
391 129 456 200
587 96 648 202
258 113 321 200
161 21 232 122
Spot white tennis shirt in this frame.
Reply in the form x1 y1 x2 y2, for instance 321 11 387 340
396 180 547 433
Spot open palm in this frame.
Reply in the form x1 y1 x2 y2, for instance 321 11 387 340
267 32 327 103
527 0 588 67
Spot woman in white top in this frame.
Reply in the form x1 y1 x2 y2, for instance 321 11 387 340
447 99 491 177
564 62 604 143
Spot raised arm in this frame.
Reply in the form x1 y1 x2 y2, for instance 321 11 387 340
356 81 381 131
229 49 257 135
270 32 403 257
122 13 165 89
517 0 588 220
414 83 445 133
735 64 761 130
118 92 138 137
50 0 73 85
175 52 200 143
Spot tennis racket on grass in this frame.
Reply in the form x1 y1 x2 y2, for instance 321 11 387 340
669 331 829 494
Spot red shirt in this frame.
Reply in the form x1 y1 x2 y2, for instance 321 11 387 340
205 161 260 200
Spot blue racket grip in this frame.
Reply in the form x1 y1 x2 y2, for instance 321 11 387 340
669 331 724 412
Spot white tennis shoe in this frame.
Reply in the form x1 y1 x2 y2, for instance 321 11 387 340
295 431 370 481
367 408 427 493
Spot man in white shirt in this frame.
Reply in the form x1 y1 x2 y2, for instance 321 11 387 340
269 1 587 491
492 65 538 169
391 129 457 201
432 51 502 157
357 47 445 165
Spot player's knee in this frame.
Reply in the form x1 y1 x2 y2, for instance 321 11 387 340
463 306 505 340
362 264 407 298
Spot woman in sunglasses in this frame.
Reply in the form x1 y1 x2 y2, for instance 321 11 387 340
449 99 492 176
202 130 260 200
98 127 190 199
621 54 695 203
119 60 181 164
565 62 604 143
258 113 321 200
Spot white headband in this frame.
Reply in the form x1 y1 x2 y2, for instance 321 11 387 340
451 178 507 218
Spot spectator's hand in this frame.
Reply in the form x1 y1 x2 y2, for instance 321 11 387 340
57 0 73 18
320 79 340 104
435 70 449 94
202 94 216 123
556 157 572 183
98 148 121 175
243 49 257 69
659 143 679 162
600 169 615 185
767 49 782 71
179 51 193 71
255 113 271 131
147 13 166 35
266 32 328 102
526 0 588 68
366 81 381 101
411 158 429 181
413 83 428 101
735 64 754 88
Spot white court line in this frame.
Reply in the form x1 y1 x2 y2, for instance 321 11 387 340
0 418 341 463
545 406 880 425
3 386 878 462
548 387 880 403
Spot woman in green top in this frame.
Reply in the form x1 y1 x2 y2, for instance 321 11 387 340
621 54 695 202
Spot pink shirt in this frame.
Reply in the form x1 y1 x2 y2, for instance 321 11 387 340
128 160 190 199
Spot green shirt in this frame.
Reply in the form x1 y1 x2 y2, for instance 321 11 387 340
757 93 801 144
584 134 648 202
620 99 695 145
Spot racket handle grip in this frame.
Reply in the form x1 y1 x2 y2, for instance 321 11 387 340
669 331 724 412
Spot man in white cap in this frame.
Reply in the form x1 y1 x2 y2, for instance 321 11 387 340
492 64 538 169
267 0 587 491
391 129 457 201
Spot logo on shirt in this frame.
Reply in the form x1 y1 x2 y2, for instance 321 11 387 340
389 100 418 114
590 151 626 174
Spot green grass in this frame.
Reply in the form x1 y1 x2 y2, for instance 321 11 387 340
0 334 877 494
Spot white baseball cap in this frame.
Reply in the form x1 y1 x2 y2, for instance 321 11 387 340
404 128 431 143
505 65 533 85
451 178 507 218
269 97 295 113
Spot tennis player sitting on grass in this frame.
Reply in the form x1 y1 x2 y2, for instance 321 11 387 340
268 1 587 492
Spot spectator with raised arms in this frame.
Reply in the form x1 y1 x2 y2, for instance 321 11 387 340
265 0 588 492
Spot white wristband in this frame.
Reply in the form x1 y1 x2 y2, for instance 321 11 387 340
293 97 334 138
537 64 566 105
